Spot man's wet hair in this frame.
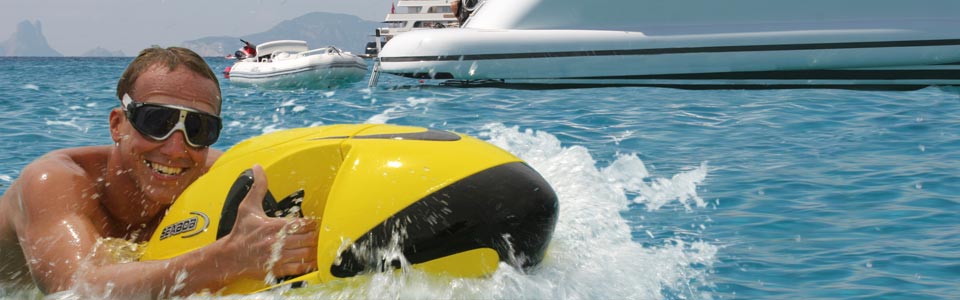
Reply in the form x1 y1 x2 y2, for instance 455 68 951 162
116 46 222 113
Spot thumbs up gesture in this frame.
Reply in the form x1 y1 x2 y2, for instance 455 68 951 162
217 164 318 280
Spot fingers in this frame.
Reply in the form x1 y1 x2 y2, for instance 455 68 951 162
272 228 319 277
278 247 316 264
276 255 318 276
282 218 317 235
282 230 318 249
278 219 319 251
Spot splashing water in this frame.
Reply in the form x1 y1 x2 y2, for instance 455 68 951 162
225 123 718 299
366 96 447 124
0 120 716 299
3 115 715 299
4 58 958 299
479 124 716 299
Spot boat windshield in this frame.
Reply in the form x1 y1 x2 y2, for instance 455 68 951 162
385 21 406 29
428 6 452 13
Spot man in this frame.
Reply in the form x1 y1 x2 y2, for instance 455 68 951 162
451 0 478 25
241 39 257 58
234 39 257 60
0 47 318 298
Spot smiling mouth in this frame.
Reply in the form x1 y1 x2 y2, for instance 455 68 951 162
144 160 185 176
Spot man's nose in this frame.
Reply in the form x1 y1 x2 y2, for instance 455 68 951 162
159 130 193 156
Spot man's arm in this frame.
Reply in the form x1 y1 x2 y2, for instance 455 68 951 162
15 160 316 298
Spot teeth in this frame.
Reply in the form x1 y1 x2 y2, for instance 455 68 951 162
145 160 184 175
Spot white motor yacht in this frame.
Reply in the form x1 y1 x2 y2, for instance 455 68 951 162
375 0 960 90
364 0 460 58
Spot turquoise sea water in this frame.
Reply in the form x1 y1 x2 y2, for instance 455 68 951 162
1 57 959 299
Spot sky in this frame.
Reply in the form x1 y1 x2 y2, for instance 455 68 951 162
1 0 395 56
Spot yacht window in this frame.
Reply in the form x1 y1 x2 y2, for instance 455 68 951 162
413 21 442 28
428 6 452 13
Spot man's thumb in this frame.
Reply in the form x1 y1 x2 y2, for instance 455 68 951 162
216 164 269 238
239 164 269 215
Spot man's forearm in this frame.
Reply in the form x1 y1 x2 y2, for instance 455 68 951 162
75 241 236 299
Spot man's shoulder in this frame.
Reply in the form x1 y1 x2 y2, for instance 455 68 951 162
14 146 111 214
22 146 110 184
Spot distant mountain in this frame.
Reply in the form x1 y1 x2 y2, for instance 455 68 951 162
182 12 381 57
82 46 125 57
0 20 63 57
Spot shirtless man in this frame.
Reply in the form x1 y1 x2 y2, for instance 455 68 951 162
0 47 318 298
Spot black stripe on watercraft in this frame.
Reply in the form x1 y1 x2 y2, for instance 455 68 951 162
635 84 931 91
576 68 960 80
330 162 559 278
433 79 939 91
380 38 960 62
440 82 933 91
402 68 960 83
353 130 461 141
311 130 461 141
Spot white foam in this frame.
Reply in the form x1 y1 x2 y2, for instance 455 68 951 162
364 105 401 124
280 99 297 107
267 124 718 299
45 119 89 133
261 124 286 134
482 123 715 298
42 122 716 299
633 162 709 211
364 96 444 124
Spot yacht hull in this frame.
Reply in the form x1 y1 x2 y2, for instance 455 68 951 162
378 28 960 89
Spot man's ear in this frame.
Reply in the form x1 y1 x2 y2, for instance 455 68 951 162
109 108 124 144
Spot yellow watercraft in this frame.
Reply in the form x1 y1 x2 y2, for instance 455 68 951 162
140 124 558 294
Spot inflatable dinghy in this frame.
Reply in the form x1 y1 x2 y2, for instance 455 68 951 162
226 40 367 89
139 124 559 294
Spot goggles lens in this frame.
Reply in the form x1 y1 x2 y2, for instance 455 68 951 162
122 94 222 148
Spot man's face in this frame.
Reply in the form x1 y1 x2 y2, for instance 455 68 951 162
117 65 221 206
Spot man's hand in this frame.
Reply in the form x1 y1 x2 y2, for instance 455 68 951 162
219 164 318 280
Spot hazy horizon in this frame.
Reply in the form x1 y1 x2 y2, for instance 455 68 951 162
2 0 395 56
